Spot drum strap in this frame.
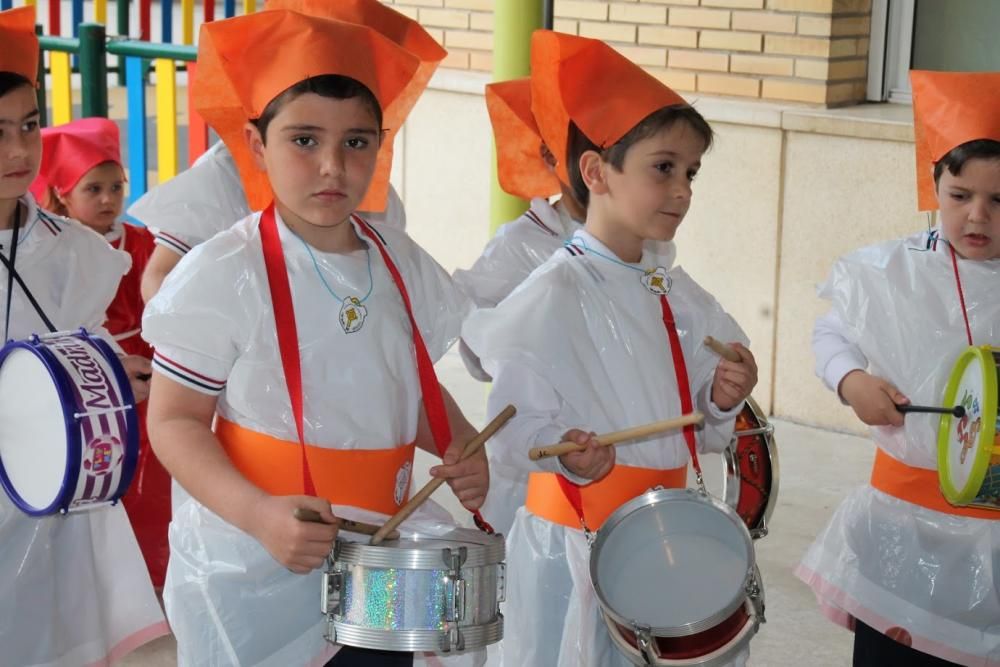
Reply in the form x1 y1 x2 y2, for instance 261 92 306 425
0 201 57 340
554 292 703 532
947 244 974 346
259 205 493 533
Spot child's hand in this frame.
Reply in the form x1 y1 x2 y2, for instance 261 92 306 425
710 343 758 411
247 495 339 574
431 439 490 511
558 429 615 481
120 354 152 403
839 370 908 427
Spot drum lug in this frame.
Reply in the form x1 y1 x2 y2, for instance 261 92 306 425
497 562 507 603
632 622 657 665
745 574 767 624
439 625 466 653
322 568 343 617
443 547 468 623
750 514 769 540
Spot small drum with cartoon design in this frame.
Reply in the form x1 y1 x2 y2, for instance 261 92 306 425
722 397 779 538
937 345 1000 511
0 330 139 515
321 527 505 653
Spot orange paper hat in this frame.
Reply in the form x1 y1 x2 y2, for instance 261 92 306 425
193 10 421 212
530 30 687 184
263 0 446 212
29 117 123 201
0 6 38 83
486 78 560 200
911 70 1000 211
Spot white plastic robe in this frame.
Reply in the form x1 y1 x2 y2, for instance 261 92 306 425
462 230 750 667
0 195 168 667
142 211 485 667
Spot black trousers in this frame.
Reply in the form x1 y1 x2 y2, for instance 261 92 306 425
323 646 414 667
853 620 963 667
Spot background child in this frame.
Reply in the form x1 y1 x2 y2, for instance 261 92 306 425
131 0 444 302
0 7 166 666
29 117 169 587
142 11 487 666
797 70 1000 667
463 31 757 667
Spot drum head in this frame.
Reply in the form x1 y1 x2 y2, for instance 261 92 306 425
591 489 753 636
938 346 998 504
0 347 70 511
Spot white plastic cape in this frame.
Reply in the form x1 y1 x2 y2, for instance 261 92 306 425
143 212 483 666
463 230 749 667
127 141 407 252
796 229 1000 666
0 196 167 667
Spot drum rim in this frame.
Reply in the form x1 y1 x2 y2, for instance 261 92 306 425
334 533 506 569
937 345 998 505
590 487 755 637
331 614 503 652
721 396 780 536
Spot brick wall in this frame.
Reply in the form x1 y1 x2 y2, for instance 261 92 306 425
383 0 873 106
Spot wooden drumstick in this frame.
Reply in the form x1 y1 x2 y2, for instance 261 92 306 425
293 507 400 541
528 412 705 461
370 404 517 546
704 336 741 363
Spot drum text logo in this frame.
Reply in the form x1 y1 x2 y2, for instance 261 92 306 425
956 389 982 465
83 435 123 475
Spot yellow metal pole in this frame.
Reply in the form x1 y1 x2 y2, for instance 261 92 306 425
155 59 178 182
490 0 544 235
94 0 107 24
50 52 72 125
182 0 194 44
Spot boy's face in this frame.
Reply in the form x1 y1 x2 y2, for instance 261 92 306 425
248 92 380 227
937 157 1000 261
60 161 125 233
601 121 704 243
0 85 41 202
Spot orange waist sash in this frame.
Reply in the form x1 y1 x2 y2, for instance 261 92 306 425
215 417 415 516
526 464 687 530
869 449 998 520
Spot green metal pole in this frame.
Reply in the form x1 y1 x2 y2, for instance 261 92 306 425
490 1 544 235
34 24 48 128
79 23 109 118
116 0 130 85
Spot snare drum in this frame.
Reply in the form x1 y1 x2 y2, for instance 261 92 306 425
590 488 764 666
937 345 1000 511
322 527 505 653
722 398 779 538
0 330 139 515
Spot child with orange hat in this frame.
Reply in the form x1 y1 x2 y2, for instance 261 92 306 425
797 71 1000 666
142 10 488 666
462 31 758 667
0 7 167 666
29 116 170 588
130 0 444 302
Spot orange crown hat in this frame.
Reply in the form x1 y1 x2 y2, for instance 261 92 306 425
911 70 1000 211
193 10 421 212
0 6 39 83
262 0 446 212
29 117 123 201
486 78 561 200
530 30 687 184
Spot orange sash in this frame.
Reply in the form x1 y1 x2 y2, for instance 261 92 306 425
526 464 687 530
869 449 998 520
215 417 414 516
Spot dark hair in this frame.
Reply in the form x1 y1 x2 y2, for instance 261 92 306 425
0 72 33 98
567 105 714 207
251 74 383 143
933 139 1000 185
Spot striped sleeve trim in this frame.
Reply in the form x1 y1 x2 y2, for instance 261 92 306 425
37 211 63 236
153 352 226 394
155 231 193 256
563 244 584 257
524 209 558 237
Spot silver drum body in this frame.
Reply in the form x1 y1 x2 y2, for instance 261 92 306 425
322 527 505 653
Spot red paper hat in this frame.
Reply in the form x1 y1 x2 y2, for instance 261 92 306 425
910 70 1000 211
30 117 123 201
0 6 38 83
486 77 561 200
531 30 687 184
193 10 421 212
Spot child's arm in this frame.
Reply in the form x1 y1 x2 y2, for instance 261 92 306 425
147 373 339 574
141 245 184 302
418 385 490 511
708 342 758 411
814 310 908 427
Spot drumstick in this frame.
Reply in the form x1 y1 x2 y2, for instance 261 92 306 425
896 403 966 418
704 336 741 363
293 507 400 541
370 404 517 546
528 412 705 461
